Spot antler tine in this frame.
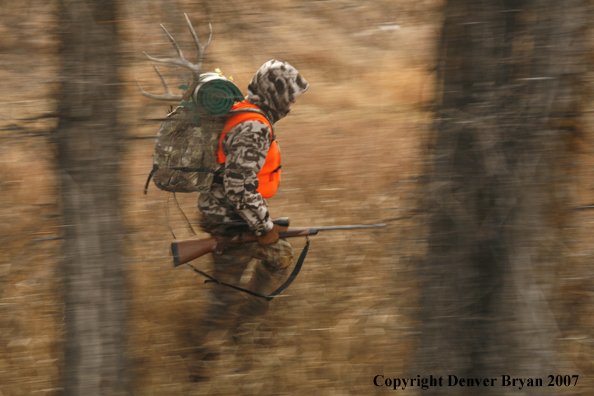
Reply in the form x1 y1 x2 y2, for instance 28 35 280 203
160 23 185 58
184 13 200 48
184 14 212 72
135 73 183 101
205 23 213 49
153 65 174 95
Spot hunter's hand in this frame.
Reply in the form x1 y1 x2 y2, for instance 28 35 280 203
258 224 288 246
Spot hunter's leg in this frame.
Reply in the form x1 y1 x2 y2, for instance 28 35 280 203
187 242 256 382
204 243 257 329
239 238 294 319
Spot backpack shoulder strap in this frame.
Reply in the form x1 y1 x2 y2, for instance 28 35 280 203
217 103 276 166
225 107 276 138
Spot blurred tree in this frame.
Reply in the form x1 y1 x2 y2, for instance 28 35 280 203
55 1 130 395
415 0 588 394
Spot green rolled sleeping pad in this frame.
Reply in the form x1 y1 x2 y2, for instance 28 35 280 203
193 72 244 117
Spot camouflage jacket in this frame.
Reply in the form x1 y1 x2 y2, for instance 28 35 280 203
198 60 309 236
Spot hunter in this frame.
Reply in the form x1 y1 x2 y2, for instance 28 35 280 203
196 59 308 353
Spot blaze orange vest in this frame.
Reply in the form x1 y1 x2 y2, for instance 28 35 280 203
217 101 281 198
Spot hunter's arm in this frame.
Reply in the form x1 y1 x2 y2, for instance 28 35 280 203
222 120 274 236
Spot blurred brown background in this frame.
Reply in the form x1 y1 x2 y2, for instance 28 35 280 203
1 0 594 395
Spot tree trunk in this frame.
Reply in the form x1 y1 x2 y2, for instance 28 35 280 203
414 0 587 394
56 1 130 395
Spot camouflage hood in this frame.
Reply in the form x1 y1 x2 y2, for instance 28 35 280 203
246 60 309 124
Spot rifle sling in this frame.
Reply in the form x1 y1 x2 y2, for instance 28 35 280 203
186 237 310 301
265 237 309 300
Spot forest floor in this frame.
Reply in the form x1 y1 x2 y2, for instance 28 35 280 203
1 1 594 395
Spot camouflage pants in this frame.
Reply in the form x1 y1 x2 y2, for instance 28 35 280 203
203 238 293 330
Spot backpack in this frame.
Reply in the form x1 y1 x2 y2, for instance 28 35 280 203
143 72 270 194
137 18 253 195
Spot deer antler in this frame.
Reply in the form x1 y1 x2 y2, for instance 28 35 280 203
136 14 212 102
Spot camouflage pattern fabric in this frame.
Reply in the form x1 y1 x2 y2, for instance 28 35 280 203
203 239 294 327
198 60 309 235
197 120 274 236
152 108 224 193
246 59 310 123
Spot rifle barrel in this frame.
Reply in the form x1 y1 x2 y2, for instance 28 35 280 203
310 223 386 232
279 223 386 237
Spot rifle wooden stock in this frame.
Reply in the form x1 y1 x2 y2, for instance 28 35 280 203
171 223 385 267
171 237 221 268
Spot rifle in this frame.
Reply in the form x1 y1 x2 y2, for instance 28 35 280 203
171 219 386 300
171 220 386 267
